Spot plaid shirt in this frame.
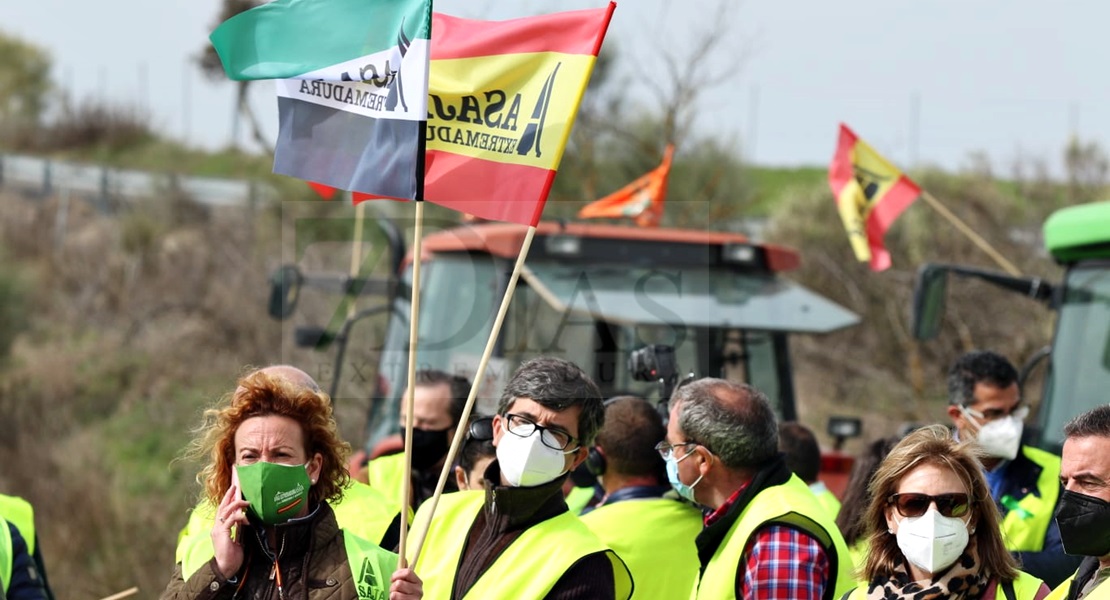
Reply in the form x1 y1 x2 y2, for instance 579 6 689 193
705 485 831 599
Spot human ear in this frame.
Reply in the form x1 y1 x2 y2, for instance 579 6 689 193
569 445 588 471
454 466 468 491
308 452 323 484
491 414 505 446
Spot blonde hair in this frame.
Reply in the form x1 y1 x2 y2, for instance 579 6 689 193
186 368 351 507
860 424 1017 582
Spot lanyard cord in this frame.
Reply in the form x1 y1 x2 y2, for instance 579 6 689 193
272 532 287 600
232 547 251 599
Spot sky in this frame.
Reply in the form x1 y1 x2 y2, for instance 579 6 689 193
1 0 1107 174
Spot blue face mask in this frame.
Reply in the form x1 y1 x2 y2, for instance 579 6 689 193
665 449 703 504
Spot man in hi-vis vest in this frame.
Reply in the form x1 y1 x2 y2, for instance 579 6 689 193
580 396 701 599
664 378 854 600
1046 405 1110 600
410 357 632 599
946 350 1080 588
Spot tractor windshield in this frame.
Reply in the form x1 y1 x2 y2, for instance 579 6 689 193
366 250 856 449
1040 261 1110 450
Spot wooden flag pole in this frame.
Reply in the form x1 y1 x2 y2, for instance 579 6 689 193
919 190 1022 277
98 587 139 600
347 199 367 318
409 226 538 567
396 200 425 568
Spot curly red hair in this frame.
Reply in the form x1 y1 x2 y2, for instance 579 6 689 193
188 369 351 507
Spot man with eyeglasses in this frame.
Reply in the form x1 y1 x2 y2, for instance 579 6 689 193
410 357 632 599
665 378 854 600
946 350 1080 588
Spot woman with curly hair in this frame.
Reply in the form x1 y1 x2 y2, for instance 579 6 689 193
161 366 422 600
841 424 1048 599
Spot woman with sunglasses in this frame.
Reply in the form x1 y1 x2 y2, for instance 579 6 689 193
842 425 1049 599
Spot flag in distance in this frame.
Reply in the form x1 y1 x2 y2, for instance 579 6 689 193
827 123 920 271
578 143 675 227
355 3 617 226
209 0 431 201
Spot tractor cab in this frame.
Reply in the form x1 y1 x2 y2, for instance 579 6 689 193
365 220 860 453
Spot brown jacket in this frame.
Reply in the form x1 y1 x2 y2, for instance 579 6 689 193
160 503 387 600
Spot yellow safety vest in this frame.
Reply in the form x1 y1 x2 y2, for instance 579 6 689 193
0 516 11 595
1046 567 1110 600
580 497 702 600
367 453 408 513
843 570 1046 599
1000 446 1061 553
410 490 633 600
177 482 405 576
695 474 856 600
814 487 843 521
0 495 35 556
846 539 869 585
566 486 596 515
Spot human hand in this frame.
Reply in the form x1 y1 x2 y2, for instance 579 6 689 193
211 475 251 579
389 567 423 600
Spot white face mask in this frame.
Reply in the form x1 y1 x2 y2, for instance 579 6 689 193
496 425 572 487
895 507 971 574
961 406 1026 460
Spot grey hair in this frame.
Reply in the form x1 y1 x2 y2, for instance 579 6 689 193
1064 404 1110 439
672 378 778 469
497 356 605 446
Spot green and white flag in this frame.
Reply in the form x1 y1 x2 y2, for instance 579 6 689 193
210 0 431 200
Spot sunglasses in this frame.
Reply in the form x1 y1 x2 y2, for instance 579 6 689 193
888 493 970 518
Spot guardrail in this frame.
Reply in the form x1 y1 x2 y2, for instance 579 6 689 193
0 152 274 209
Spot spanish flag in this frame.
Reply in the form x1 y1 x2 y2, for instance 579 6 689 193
828 124 920 271
578 144 675 227
355 4 616 226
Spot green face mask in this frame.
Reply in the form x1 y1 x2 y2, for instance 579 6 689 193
236 461 312 525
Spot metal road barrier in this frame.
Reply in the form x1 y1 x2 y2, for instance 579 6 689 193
0 152 274 209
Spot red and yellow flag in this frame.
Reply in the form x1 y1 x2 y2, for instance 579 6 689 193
355 4 615 226
828 123 920 271
578 144 674 227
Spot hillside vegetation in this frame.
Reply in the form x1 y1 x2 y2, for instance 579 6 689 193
3 25 1109 599
1 141 1104 596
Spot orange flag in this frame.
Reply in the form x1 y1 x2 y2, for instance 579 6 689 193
578 143 675 227
828 124 920 271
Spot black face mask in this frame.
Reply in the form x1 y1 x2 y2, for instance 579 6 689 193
401 427 450 471
1055 489 1110 557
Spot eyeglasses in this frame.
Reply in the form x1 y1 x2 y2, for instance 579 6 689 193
963 404 1029 423
502 413 578 451
888 493 970 518
654 440 698 461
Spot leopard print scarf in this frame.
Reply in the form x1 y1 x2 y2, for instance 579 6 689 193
865 550 989 600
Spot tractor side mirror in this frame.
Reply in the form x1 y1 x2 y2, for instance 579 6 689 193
911 264 950 340
268 265 303 320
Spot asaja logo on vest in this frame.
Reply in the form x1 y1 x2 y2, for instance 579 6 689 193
357 557 386 600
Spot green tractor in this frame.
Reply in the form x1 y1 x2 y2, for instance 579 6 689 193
912 200 1110 451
